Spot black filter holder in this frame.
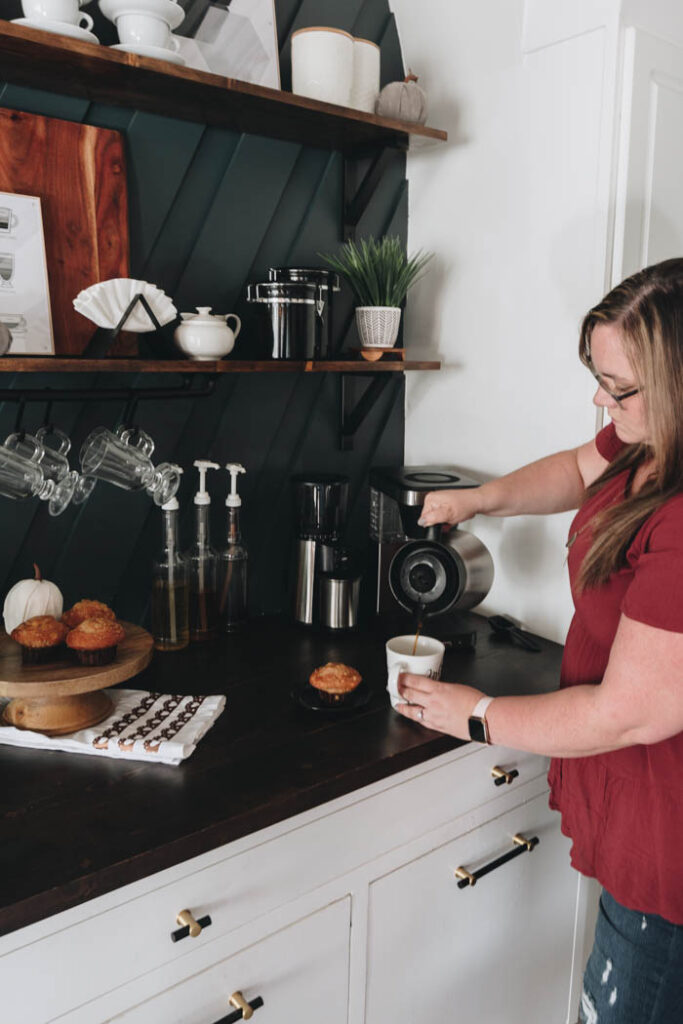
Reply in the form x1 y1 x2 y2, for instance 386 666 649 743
83 292 177 359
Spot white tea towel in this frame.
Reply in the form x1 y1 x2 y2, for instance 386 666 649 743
0 689 226 765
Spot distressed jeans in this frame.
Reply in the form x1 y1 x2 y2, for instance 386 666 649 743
580 890 683 1023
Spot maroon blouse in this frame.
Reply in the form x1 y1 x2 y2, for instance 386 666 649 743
548 423 683 923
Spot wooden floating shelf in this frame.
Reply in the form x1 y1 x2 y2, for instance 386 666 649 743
0 358 440 374
0 21 447 151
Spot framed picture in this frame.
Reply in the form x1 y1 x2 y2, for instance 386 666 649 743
178 0 280 89
0 192 54 356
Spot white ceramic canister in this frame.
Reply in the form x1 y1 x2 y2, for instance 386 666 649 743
350 37 380 113
291 26 354 107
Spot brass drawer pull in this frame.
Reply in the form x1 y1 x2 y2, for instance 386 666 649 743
455 833 539 888
454 866 477 886
171 909 212 942
491 765 519 786
212 991 265 1023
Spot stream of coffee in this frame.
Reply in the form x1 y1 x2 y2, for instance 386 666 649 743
412 602 426 655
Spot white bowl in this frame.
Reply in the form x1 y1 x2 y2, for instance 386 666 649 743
99 0 184 29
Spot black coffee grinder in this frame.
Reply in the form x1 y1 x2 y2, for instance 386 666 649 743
369 466 494 622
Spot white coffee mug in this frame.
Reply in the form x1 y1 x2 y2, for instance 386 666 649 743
291 27 354 107
115 12 179 49
385 635 445 710
22 0 92 27
350 37 380 113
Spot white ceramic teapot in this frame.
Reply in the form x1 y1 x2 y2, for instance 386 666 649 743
174 307 241 361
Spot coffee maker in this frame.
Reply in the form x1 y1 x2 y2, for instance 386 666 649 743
292 474 349 625
369 466 494 621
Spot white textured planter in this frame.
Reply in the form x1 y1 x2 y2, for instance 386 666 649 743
355 306 402 348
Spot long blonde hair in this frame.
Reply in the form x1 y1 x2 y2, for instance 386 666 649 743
577 257 683 590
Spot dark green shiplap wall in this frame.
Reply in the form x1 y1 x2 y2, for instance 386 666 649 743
0 0 407 622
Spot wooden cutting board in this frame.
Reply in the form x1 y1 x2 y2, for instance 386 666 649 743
0 108 131 355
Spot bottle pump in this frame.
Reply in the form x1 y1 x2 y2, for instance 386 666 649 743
151 475 189 651
185 459 219 641
218 463 248 631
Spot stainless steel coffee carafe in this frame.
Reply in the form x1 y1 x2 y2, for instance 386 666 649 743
388 525 494 620
369 465 494 619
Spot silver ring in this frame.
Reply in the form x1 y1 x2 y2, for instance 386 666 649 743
418 709 424 721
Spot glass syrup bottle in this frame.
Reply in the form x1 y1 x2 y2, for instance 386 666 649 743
151 487 190 651
184 460 219 642
218 463 248 632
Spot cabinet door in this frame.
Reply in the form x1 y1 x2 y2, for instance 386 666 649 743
366 792 577 1024
613 27 683 280
110 898 350 1024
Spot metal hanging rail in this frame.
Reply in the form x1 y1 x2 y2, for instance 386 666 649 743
0 377 217 404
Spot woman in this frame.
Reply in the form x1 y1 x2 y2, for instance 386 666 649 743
397 258 683 1023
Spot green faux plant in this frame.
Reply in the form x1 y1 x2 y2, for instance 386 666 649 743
320 235 433 308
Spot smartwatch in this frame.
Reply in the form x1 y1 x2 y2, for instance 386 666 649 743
468 696 494 744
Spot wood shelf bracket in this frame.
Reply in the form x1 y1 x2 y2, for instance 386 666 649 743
339 372 394 450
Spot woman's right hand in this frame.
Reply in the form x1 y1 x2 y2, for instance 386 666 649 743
418 488 484 528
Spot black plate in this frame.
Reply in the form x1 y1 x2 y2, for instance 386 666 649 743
292 681 372 714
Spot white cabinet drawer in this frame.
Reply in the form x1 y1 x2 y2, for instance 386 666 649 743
0 744 546 1023
366 791 576 1024
109 897 350 1024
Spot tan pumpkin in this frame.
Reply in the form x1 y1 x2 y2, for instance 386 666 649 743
3 564 63 635
375 71 428 125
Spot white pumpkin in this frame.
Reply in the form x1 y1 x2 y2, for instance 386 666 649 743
3 564 63 634
375 71 428 125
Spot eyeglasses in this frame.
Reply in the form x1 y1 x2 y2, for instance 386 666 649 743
589 369 641 404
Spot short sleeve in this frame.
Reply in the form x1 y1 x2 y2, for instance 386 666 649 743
621 497 683 633
596 422 625 463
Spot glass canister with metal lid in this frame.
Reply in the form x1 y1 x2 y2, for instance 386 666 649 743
267 267 340 357
246 280 321 359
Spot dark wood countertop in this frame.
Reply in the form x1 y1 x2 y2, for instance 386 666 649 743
0 613 563 937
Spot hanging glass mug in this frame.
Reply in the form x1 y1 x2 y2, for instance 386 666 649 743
3 431 76 516
35 426 96 506
79 426 181 506
0 445 72 516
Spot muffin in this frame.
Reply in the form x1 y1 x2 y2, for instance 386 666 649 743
308 662 362 705
66 617 126 666
62 600 116 630
11 615 69 664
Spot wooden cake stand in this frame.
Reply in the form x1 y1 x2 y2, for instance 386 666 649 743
0 623 153 736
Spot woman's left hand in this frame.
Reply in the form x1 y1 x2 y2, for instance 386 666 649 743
396 674 486 739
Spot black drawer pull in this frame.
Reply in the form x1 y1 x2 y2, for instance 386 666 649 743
454 833 539 888
491 766 519 787
171 913 212 942
213 993 265 1023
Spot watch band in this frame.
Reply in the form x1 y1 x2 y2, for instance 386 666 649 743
471 696 494 720
468 695 494 744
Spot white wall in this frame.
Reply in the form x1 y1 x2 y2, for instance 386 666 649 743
391 0 621 642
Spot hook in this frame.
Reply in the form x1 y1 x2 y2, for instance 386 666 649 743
42 399 53 431
13 396 26 440
120 393 138 433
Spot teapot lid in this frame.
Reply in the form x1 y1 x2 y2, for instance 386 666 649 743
180 306 225 323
